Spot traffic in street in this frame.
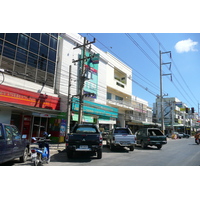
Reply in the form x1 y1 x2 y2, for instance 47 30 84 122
3 137 200 166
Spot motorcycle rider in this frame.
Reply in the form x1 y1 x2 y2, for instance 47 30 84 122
194 131 200 144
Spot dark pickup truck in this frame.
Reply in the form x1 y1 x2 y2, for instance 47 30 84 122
66 124 103 159
0 123 30 164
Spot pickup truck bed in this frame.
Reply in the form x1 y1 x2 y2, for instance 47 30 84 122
106 127 136 151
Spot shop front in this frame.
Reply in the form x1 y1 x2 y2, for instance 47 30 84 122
71 98 118 129
0 84 61 142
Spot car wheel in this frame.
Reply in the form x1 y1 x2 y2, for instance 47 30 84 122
141 141 146 149
157 145 162 150
110 142 114 151
129 146 134 151
67 150 73 159
97 149 102 159
20 147 28 163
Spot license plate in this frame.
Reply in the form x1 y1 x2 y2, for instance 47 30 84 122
121 143 128 146
31 153 37 158
80 145 88 149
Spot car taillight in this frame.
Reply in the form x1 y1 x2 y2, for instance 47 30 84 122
65 135 69 141
99 135 103 141
147 138 151 141
31 149 36 153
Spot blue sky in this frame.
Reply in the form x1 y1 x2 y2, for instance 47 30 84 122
80 33 200 112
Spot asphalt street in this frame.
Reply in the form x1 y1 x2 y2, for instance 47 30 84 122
4 137 200 166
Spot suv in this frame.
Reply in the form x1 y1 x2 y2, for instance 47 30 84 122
135 128 167 149
0 123 30 164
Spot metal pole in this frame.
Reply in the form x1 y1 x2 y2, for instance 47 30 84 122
160 50 164 133
66 65 72 135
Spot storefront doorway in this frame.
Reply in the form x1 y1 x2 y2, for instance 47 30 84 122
31 116 48 138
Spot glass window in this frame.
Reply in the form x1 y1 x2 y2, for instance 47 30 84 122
38 56 47 71
0 124 2 138
50 36 57 49
18 34 29 49
3 42 16 59
29 39 39 54
51 33 58 38
107 92 112 100
115 95 123 101
0 40 2 55
39 44 48 58
5 33 18 44
48 49 56 61
27 52 38 68
41 33 49 45
12 126 21 139
47 61 55 74
16 47 27 64
0 33 5 39
31 33 40 41
5 125 13 141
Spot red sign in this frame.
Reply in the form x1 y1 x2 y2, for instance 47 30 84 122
0 85 60 110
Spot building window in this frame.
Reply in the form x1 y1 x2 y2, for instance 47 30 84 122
29 39 39 54
16 47 27 64
115 95 123 101
5 33 18 45
0 33 58 87
18 34 29 50
41 33 49 46
31 33 40 41
3 42 16 59
39 44 48 58
50 36 57 50
107 92 112 100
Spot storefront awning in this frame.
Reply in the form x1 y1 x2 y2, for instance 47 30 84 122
0 101 61 117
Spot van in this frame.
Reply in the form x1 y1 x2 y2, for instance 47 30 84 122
135 128 167 149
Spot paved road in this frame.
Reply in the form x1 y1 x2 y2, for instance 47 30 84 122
2 137 200 166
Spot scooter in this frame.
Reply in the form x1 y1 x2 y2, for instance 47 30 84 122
31 135 51 166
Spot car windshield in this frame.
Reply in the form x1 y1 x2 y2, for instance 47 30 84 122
74 127 98 134
148 129 163 136
114 129 130 135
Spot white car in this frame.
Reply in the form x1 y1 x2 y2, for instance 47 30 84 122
176 132 184 138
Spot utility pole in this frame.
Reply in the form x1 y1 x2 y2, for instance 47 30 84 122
73 37 96 124
66 65 72 135
159 50 172 133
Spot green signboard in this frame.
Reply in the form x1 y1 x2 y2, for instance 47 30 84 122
72 98 118 118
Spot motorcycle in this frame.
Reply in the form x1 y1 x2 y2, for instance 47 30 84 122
31 135 51 166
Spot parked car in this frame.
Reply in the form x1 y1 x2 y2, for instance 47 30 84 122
177 132 184 138
106 127 135 151
66 124 103 159
0 123 30 164
135 128 167 149
182 133 190 138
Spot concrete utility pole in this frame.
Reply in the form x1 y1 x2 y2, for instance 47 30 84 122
66 65 72 135
73 37 95 124
159 50 172 133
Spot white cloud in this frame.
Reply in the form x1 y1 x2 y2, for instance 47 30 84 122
174 38 198 53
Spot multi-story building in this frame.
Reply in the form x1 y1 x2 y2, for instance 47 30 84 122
59 33 153 134
153 97 197 135
0 33 61 142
